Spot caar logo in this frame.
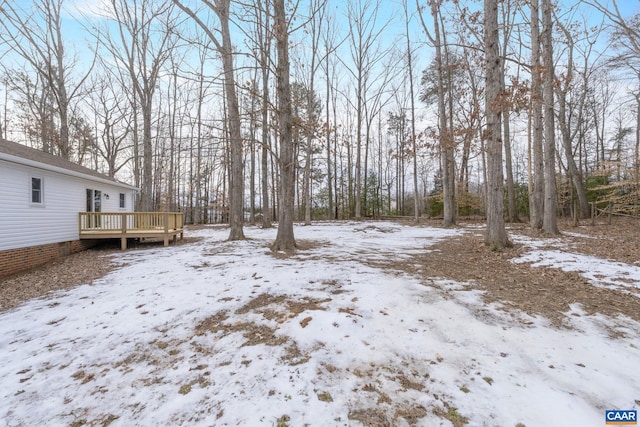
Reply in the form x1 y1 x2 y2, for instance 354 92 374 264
606 410 637 425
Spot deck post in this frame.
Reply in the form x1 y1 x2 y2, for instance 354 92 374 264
163 212 169 246
121 212 127 250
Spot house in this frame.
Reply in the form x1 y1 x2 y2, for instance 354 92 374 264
0 139 139 278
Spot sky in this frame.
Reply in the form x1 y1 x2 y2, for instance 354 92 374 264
3 0 638 77
20 0 640 78
1 221 638 426
3 0 638 111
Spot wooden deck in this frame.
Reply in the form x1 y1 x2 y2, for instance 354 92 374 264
79 212 184 250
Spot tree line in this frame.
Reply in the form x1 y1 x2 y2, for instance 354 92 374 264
0 0 638 250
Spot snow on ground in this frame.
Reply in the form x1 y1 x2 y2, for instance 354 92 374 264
1 222 639 427
511 234 640 297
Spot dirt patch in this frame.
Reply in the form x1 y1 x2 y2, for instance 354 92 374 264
235 293 331 323
347 404 429 427
396 406 429 425
389 218 640 327
348 408 392 427
280 342 312 365
433 401 469 427
0 245 120 312
196 312 300 359
197 309 284 345
195 293 331 365
235 322 288 347
195 310 230 335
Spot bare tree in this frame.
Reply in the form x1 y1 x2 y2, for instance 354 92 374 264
529 0 544 230
402 0 420 222
85 73 132 178
319 8 346 221
272 0 296 251
93 0 178 211
417 0 456 227
484 0 510 249
298 0 326 225
4 70 57 150
586 0 640 58
174 0 245 239
362 59 397 218
499 0 520 222
257 0 273 229
0 0 95 159
541 0 559 234
587 0 640 213
238 0 274 228
345 0 391 220
554 14 599 220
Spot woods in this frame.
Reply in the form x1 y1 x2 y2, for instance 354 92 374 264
1 0 640 246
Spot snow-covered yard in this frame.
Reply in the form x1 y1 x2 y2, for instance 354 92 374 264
1 222 638 426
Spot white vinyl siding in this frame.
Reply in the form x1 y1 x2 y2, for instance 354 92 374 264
0 159 136 251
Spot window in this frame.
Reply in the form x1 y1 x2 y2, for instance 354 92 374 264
86 189 101 212
119 193 125 209
31 177 43 204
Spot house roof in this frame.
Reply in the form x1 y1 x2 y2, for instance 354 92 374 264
0 139 137 190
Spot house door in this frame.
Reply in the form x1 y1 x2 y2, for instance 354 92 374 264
86 189 102 227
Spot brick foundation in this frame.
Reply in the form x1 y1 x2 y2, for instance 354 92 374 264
0 240 98 279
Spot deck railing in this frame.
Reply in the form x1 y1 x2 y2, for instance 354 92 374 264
79 212 184 249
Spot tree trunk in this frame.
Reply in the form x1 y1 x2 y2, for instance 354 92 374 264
142 99 153 211
334 92 340 219
503 110 518 222
304 9 319 226
529 0 544 229
272 0 296 252
217 1 245 240
404 0 419 222
261 81 272 228
325 58 334 220
259 0 272 228
500 55 518 222
500 1 518 223
484 0 510 249
168 67 178 213
250 83 257 225
557 93 590 219
432 4 456 227
174 0 244 237
195 59 205 223
554 22 590 220
542 0 559 235
636 92 640 216
355 78 363 220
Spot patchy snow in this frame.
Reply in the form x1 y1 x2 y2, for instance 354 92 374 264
512 235 640 298
1 222 638 427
